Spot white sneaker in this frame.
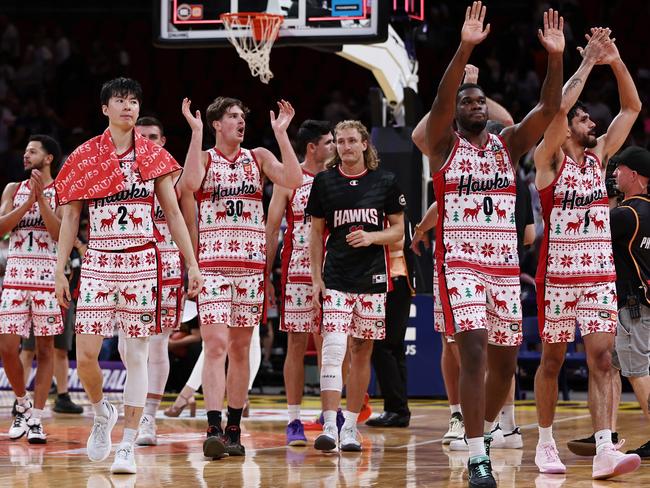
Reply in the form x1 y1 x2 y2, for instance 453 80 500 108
592 441 641 480
340 425 362 452
489 424 506 448
110 442 137 474
314 422 339 452
87 401 118 462
9 399 32 440
449 436 469 451
535 441 566 474
442 413 464 445
501 427 523 449
135 414 157 446
26 418 47 444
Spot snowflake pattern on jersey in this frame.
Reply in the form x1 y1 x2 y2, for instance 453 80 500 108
3 180 58 290
197 148 265 274
86 150 158 251
282 171 315 284
538 152 615 284
434 133 519 275
0 289 63 337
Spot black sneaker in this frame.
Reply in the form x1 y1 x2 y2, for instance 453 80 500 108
627 439 650 458
203 425 227 459
567 432 618 456
484 433 493 458
223 425 245 456
467 455 496 487
53 393 83 414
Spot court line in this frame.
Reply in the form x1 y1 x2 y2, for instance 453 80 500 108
389 413 591 449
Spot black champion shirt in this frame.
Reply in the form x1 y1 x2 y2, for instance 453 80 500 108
306 165 406 294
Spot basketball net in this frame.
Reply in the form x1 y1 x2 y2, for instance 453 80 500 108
220 12 283 84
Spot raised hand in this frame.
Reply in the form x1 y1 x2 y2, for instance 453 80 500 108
29 169 43 204
461 1 490 46
463 64 480 84
537 8 565 54
584 27 620 65
181 97 203 132
577 27 613 64
270 99 295 133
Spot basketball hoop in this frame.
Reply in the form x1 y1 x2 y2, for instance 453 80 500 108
220 12 284 84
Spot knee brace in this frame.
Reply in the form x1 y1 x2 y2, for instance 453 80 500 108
122 337 150 408
320 332 347 392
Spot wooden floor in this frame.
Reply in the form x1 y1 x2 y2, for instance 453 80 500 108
0 394 648 487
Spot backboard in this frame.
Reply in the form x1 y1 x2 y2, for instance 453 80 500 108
154 0 392 47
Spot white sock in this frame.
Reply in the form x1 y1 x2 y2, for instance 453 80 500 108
467 436 486 458
484 420 494 435
343 410 358 429
538 426 554 444
16 394 30 406
92 399 109 418
30 408 43 422
122 427 138 445
288 405 301 422
143 397 161 418
499 404 516 432
323 410 337 427
595 429 613 453
450 404 461 415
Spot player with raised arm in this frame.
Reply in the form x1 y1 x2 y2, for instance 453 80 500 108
532 27 642 479
419 3 564 486
180 96 302 459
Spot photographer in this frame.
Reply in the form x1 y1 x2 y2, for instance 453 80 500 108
610 146 650 458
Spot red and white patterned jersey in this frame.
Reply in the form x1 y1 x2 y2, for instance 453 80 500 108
433 132 519 276
537 151 615 284
87 148 160 251
3 180 58 291
196 148 265 274
153 198 182 286
280 169 315 284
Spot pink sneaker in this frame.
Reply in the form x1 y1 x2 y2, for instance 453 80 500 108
592 441 641 480
535 442 566 474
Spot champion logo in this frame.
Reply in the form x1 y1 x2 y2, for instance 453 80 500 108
349 180 359 186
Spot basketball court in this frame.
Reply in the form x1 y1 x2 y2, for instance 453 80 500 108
1 393 648 487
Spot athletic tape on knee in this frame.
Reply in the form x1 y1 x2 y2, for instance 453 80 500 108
320 332 347 392
147 331 171 395
122 337 150 407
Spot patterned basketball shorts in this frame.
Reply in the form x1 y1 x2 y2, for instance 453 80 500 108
160 283 182 330
160 248 182 330
321 289 386 340
432 266 446 333
438 268 522 346
198 271 264 327
75 247 160 338
0 288 63 338
537 281 617 343
281 283 320 333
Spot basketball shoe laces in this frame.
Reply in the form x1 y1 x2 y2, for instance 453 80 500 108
471 459 491 479
90 418 109 445
542 443 560 461
12 415 24 429
115 445 130 460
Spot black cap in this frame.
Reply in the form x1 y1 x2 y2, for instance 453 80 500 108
611 146 650 178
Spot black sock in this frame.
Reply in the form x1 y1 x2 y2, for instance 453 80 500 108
207 410 222 429
227 406 243 427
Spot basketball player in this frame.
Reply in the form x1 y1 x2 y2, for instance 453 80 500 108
54 78 202 474
422 3 564 486
180 97 302 459
532 27 642 478
412 64 523 447
0 135 63 444
123 116 185 446
308 120 405 452
265 119 334 445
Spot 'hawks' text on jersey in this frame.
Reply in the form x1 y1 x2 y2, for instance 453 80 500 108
306 166 405 294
